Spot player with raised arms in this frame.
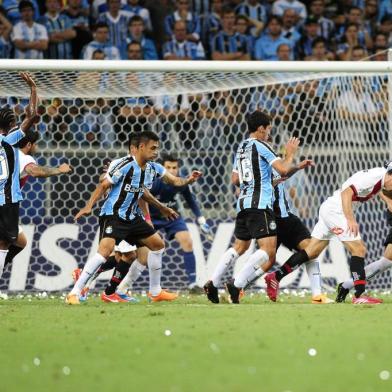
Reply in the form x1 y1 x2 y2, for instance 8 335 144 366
265 163 392 304
66 130 202 304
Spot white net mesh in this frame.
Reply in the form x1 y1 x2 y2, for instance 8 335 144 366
0 65 391 292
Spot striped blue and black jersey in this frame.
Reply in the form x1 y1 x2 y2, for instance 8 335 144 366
272 169 291 218
233 138 280 212
100 156 166 221
0 128 26 206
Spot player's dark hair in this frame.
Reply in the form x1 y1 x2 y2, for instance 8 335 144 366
0 107 17 132
16 129 40 149
128 132 141 149
161 154 179 164
247 111 271 133
19 0 34 11
136 130 159 147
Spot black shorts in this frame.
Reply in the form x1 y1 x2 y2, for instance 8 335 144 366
234 208 277 241
276 213 311 251
0 202 19 243
384 227 392 247
99 215 156 246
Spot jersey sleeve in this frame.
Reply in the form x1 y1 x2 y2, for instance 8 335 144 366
105 163 125 185
2 127 25 145
19 152 37 174
255 142 280 165
348 170 382 195
151 162 166 178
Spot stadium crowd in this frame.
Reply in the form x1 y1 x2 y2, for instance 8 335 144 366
0 0 390 62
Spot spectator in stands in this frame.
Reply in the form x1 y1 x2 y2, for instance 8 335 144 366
272 0 307 23
372 46 387 61
126 40 143 59
342 6 373 49
296 16 321 60
92 48 106 59
276 42 292 60
126 15 158 60
191 0 211 16
378 0 392 23
281 9 301 46
364 0 379 37
308 0 335 41
211 8 251 60
11 0 48 59
235 15 261 49
254 16 291 60
2 0 40 24
373 32 388 49
337 23 362 60
92 0 126 18
163 20 205 60
200 0 223 53
39 0 76 59
235 0 267 25
350 45 368 60
124 0 152 32
81 22 121 59
378 16 392 46
165 0 201 42
62 0 92 59
305 37 333 60
0 10 12 58
98 0 132 55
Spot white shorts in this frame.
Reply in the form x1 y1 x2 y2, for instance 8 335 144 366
311 199 361 242
114 240 137 254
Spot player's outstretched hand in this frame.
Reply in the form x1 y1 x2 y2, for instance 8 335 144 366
59 163 72 174
74 206 92 221
161 206 179 221
297 159 315 170
347 218 359 237
200 223 214 241
19 72 37 88
285 137 300 156
187 171 202 184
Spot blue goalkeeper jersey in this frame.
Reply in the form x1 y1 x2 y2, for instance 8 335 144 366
0 128 25 205
100 156 166 221
233 138 280 212
149 178 202 220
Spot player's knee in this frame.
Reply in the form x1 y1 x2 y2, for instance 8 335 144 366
233 242 249 256
353 243 366 257
181 238 193 252
149 238 165 251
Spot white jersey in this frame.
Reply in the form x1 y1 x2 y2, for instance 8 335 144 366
19 150 37 188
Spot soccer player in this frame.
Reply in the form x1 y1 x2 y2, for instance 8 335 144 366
0 73 39 279
146 154 212 292
204 111 306 304
4 129 72 269
336 187 392 302
265 164 392 304
66 130 202 305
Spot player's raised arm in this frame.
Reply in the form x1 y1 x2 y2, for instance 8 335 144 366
162 170 202 187
141 188 179 221
19 72 40 133
341 187 359 236
271 137 301 176
25 162 72 178
74 179 111 221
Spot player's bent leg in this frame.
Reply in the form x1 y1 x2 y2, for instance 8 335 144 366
4 231 27 268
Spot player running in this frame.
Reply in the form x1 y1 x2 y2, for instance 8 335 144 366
66 130 202 305
336 185 392 302
265 164 392 304
204 110 309 304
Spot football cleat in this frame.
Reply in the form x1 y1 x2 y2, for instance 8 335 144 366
65 294 80 305
335 283 350 303
352 296 383 304
311 294 334 304
116 292 140 303
264 272 280 302
203 280 219 303
148 290 178 302
101 292 128 303
226 279 241 304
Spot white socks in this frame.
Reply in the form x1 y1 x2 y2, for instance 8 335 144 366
0 249 8 278
148 249 164 296
234 249 269 288
305 260 322 296
211 247 239 287
342 256 392 290
117 260 146 294
70 253 106 296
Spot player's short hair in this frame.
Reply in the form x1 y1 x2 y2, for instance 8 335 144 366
19 0 34 11
246 111 271 133
136 130 159 147
17 129 40 148
128 132 141 149
129 15 144 26
161 154 179 164
0 107 16 132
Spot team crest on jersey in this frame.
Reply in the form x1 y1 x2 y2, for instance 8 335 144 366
269 221 277 230
105 226 113 234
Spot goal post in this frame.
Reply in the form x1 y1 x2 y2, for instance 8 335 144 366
0 59 392 293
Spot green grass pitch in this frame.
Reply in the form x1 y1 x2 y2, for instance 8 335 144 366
1 293 392 392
